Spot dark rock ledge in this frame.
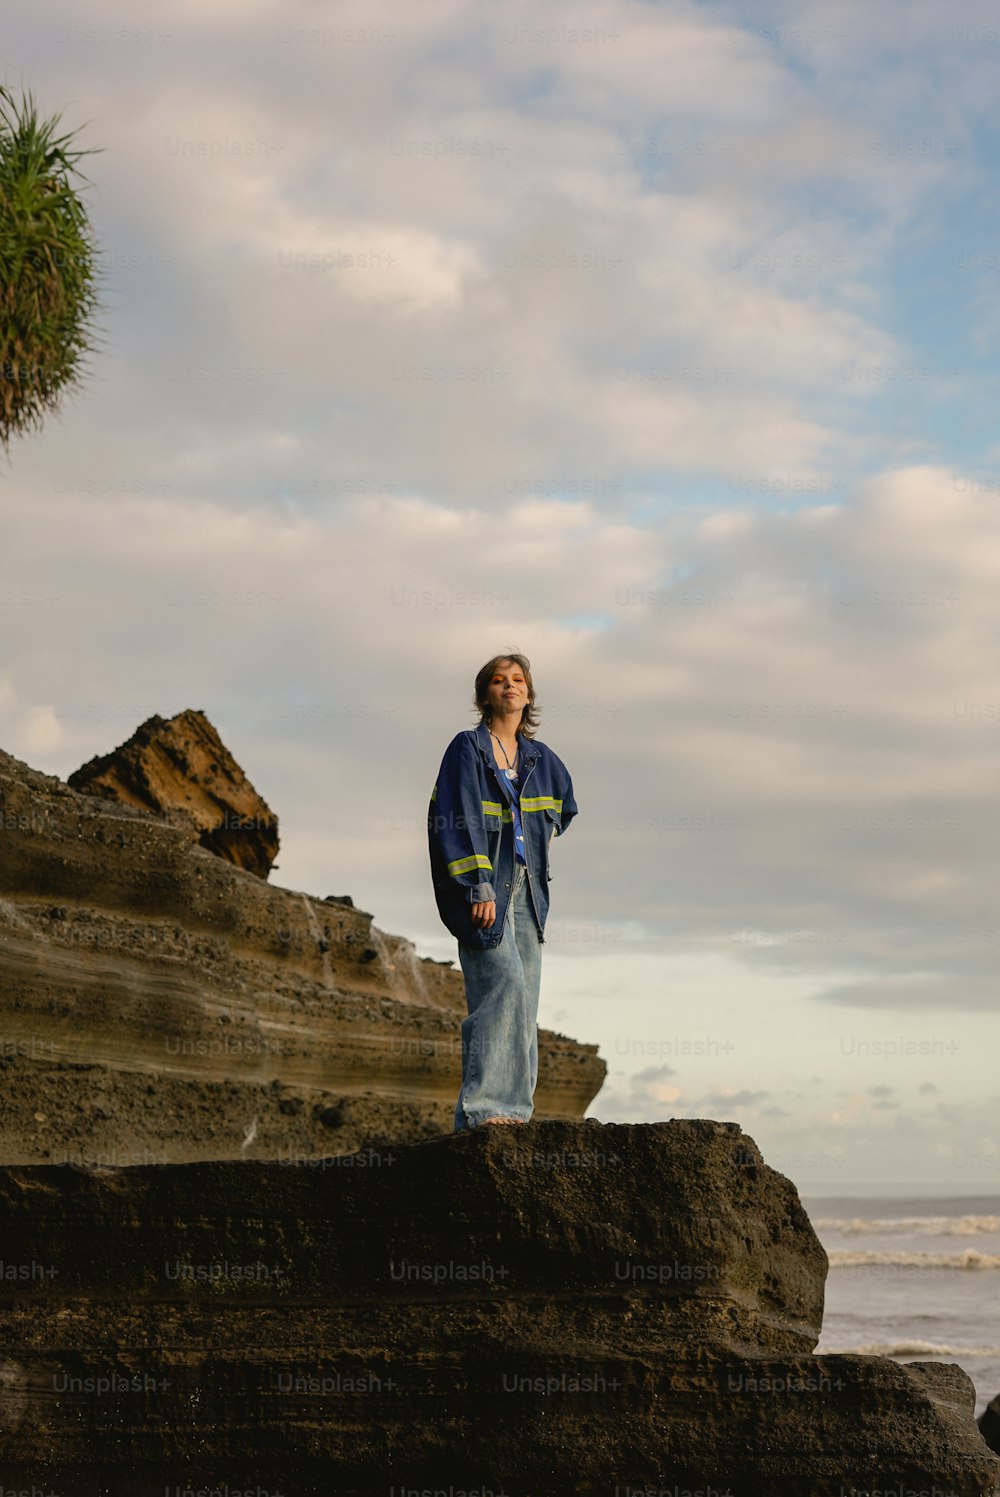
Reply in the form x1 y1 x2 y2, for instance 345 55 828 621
0 1118 995 1497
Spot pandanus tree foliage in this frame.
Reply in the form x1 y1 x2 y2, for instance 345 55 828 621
0 85 103 448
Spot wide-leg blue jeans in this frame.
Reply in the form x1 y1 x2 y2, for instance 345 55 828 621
452 859 542 1130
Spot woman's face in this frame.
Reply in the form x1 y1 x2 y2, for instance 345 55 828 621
486 660 529 723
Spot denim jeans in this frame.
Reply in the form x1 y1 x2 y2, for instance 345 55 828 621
452 859 542 1130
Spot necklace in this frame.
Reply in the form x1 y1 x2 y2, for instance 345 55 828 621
490 730 519 779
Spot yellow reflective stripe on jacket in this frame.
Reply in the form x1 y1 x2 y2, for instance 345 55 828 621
447 852 493 878
433 793 512 821
520 796 562 813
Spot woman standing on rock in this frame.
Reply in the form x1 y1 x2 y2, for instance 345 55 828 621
427 651 578 1131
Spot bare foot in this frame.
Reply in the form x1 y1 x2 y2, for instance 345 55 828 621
478 1116 521 1126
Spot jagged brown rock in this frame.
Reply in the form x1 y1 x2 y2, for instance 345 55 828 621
66 708 280 877
0 742 605 1163
0 1119 995 1496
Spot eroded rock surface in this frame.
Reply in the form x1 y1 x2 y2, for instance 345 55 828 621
67 708 280 876
3 736 992 1495
0 1120 995 1496
0 742 605 1162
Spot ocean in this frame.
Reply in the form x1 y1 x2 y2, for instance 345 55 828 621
802 1192 1000 1420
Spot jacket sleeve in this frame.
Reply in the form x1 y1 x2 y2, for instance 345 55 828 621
555 760 578 837
428 733 497 904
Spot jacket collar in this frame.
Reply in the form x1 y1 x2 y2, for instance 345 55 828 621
474 717 539 766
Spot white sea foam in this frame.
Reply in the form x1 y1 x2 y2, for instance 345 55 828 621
829 1248 1000 1269
815 1214 1000 1236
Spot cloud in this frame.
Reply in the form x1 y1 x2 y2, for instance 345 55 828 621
811 975 993 1012
3 464 999 1026
696 1089 770 1110
20 707 63 755
5 0 919 504
591 1062 684 1120
5 0 1000 1186
632 1063 679 1085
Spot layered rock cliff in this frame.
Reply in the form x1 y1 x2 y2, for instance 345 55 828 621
0 1119 996 1496
0 737 605 1163
1 733 995 1495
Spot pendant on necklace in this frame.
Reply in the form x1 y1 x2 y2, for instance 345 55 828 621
505 767 517 779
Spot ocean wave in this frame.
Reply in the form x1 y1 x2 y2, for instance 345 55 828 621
821 1340 1000 1358
829 1248 1000 1269
815 1214 1000 1236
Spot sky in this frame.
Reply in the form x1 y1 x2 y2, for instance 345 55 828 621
2 0 999 1191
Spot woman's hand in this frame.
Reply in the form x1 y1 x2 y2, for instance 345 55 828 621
471 900 496 929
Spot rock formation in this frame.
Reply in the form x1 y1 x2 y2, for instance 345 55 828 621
0 738 605 1164
67 708 280 877
1 730 995 1494
980 1391 1000 1454
0 1119 996 1496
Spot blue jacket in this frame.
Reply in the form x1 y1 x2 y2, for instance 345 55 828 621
428 719 578 948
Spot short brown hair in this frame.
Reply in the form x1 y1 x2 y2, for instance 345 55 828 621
473 651 540 741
